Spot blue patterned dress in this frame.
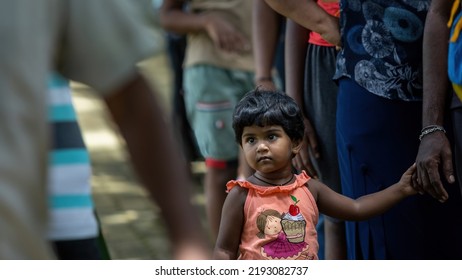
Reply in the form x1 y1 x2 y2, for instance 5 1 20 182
334 0 430 101
334 0 462 260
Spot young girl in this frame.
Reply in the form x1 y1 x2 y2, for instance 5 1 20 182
213 88 419 260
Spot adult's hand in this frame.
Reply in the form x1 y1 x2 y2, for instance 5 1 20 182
414 132 454 203
319 15 341 48
292 117 319 178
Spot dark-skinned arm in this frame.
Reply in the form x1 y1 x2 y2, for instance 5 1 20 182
313 164 418 221
253 0 282 89
415 0 454 202
264 0 340 46
213 186 247 260
285 19 319 178
160 0 249 53
104 73 210 259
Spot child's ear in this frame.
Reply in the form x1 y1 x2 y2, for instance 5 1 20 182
292 139 303 155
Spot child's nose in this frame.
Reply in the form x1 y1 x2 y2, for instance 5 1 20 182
256 142 269 152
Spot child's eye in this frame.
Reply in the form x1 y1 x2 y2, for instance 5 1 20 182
268 134 277 141
246 137 255 144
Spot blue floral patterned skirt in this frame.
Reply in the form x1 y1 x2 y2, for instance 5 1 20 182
336 78 462 259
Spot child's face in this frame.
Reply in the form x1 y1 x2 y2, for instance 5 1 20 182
241 125 296 174
265 215 282 235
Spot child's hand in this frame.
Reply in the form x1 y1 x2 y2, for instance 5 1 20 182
400 163 448 202
399 163 421 198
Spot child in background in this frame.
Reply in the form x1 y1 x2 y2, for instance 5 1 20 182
160 0 255 242
213 88 419 260
47 73 106 259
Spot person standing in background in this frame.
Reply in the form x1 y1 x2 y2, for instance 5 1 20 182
0 0 209 259
160 0 255 242
265 0 462 259
283 0 346 259
47 73 106 260
415 0 462 211
162 1 202 164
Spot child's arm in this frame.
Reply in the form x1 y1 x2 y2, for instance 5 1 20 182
313 164 418 221
213 186 248 260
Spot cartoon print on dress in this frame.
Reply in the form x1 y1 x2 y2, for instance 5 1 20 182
256 196 313 260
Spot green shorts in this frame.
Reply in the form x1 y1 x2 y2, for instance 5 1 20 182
184 65 254 161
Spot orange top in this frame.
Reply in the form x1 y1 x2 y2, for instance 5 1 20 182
226 171 319 260
308 0 340 47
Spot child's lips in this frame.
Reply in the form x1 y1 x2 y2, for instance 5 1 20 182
257 156 272 162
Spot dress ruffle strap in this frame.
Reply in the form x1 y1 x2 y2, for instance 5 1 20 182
226 171 311 195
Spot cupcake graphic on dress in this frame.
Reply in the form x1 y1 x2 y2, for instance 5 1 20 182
281 195 307 243
257 207 309 259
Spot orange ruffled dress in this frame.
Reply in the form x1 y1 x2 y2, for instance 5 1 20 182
227 171 319 260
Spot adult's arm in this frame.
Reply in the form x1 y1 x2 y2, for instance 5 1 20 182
160 0 249 53
284 19 319 178
253 0 282 89
104 73 210 259
159 0 205 34
264 0 340 46
415 0 454 202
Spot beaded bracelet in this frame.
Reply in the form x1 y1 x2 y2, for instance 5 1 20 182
419 125 446 141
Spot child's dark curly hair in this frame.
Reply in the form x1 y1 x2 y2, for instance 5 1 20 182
232 87 305 145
